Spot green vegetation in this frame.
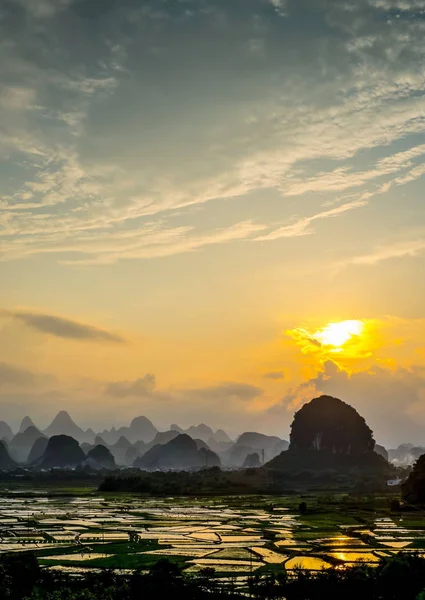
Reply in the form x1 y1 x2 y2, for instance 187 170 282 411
403 455 425 504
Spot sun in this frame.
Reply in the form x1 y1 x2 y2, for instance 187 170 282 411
314 320 364 349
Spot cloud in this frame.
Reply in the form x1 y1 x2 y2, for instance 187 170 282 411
263 371 286 380
2 310 125 343
56 220 267 266
279 144 425 197
341 237 425 267
287 327 323 352
12 0 74 18
1 0 425 264
0 362 38 388
104 376 264 404
105 374 157 397
255 200 368 241
275 360 425 447
183 382 264 402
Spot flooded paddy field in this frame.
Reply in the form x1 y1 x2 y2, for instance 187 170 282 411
0 493 424 577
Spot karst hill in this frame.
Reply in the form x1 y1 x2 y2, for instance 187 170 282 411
267 395 392 476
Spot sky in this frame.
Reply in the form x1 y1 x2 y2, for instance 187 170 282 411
2 0 425 446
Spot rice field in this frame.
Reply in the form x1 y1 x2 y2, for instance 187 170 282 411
0 492 423 577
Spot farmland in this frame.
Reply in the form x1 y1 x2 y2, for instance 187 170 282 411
0 490 423 579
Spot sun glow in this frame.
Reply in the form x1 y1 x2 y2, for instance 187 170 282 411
287 319 372 361
315 320 364 348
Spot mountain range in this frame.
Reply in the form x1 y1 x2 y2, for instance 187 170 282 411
0 400 401 474
0 411 290 470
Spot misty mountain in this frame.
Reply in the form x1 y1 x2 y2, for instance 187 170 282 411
134 434 220 470
144 430 179 452
19 416 36 434
0 421 13 442
100 417 157 445
86 428 96 440
6 412 237 459
171 423 233 445
214 429 232 443
388 443 424 466
34 435 86 469
0 440 17 471
170 424 183 433
185 424 214 442
194 439 210 451
110 436 132 466
206 438 233 454
9 426 47 463
119 416 157 443
85 445 116 470
220 432 289 467
237 432 288 457
44 411 89 442
27 437 49 465
125 446 140 465
243 452 261 468
224 444 255 468
375 444 388 462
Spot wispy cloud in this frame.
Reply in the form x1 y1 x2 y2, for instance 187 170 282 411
263 371 285 380
0 362 38 388
255 200 367 241
341 238 425 267
2 0 425 265
104 376 264 405
1 310 125 343
105 374 156 397
12 0 75 19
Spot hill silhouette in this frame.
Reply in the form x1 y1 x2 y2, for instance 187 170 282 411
290 395 375 455
267 396 389 475
27 437 49 465
375 444 388 461
402 454 425 503
45 411 87 441
109 436 132 465
35 435 86 469
221 432 288 467
171 423 233 445
9 426 46 463
134 434 220 470
0 440 17 470
19 416 36 434
243 452 261 468
86 445 116 470
0 421 13 442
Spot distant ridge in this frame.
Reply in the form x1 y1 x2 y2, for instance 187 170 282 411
19 416 36 434
44 411 88 442
0 440 17 471
0 421 13 442
0 411 287 469
9 426 46 463
134 434 221 470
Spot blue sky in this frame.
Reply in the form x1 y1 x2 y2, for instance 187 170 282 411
1 0 425 444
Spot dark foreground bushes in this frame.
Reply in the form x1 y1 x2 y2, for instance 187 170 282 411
3 551 425 599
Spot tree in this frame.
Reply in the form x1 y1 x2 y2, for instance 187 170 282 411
403 454 425 503
298 501 307 514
